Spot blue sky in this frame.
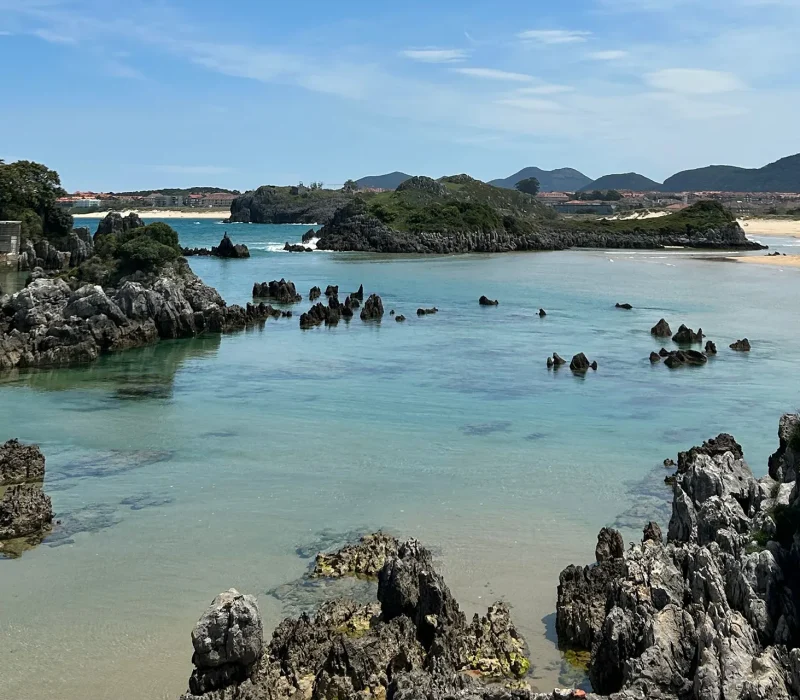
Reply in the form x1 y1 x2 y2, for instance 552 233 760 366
1 0 798 191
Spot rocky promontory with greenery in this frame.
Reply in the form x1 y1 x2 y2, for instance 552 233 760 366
310 175 761 254
228 185 352 225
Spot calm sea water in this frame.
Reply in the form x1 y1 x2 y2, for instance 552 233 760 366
1 218 799 699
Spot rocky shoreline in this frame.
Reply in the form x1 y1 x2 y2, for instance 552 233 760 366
177 413 800 700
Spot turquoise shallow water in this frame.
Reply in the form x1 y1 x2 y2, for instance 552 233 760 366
1 218 799 699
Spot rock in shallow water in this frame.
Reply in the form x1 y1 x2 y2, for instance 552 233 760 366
0 483 53 540
0 438 45 485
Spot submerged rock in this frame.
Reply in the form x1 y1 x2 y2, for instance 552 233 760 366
552 353 567 368
651 318 672 337
283 242 312 252
539 308 547 317
615 303 633 310
649 351 661 363
313 532 401 578
417 307 438 315
705 340 718 355
479 296 499 306
395 315 406 322
570 353 597 372
730 338 752 351
0 439 45 485
211 233 250 259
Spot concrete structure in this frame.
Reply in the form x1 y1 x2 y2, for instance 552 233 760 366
0 221 21 255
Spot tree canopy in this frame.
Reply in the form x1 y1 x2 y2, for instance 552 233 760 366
515 177 540 196
0 159 72 240
342 179 359 193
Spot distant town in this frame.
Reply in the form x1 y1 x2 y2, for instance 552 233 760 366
55 186 800 217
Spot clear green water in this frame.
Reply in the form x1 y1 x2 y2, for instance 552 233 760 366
1 218 799 699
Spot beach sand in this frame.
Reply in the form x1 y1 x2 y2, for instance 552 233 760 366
733 254 800 268
737 218 800 238
73 209 229 220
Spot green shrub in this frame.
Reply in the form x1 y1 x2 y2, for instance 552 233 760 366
119 222 181 251
118 236 179 271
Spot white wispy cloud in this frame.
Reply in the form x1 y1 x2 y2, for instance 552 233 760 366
588 50 628 60
516 84 574 95
0 30 13 36
455 67 534 82
496 97 565 112
155 165 234 175
518 29 592 44
32 27 75 44
401 48 468 63
646 68 746 94
105 60 144 80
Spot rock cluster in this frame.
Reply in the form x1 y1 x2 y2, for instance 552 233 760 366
417 307 438 315
556 416 800 699
95 212 145 238
252 280 302 303
547 352 568 369
360 294 384 321
299 293 356 329
663 349 708 368
0 262 273 370
731 338 752 351
180 537 534 700
283 243 313 252
182 234 250 259
313 532 401 578
672 324 703 344
479 296 499 306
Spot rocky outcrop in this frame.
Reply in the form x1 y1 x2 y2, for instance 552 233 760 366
228 186 352 225
212 234 249 259
283 243 312 252
299 298 345 329
182 234 250 259
65 227 95 266
309 286 321 301
649 351 661 363
556 417 800 700
0 439 45 485
180 537 532 700
672 324 703 344
479 296 499 306
325 285 338 297
0 484 53 540
705 340 718 355
17 239 70 271
95 212 145 238
539 308 547 317
615 303 633 310
360 294 384 321
547 352 567 369
768 414 800 483
417 307 438 315
731 338 752 351
252 279 302 303
352 284 364 301
395 314 406 322
570 353 597 372
651 319 672 337
0 262 274 370
315 201 763 254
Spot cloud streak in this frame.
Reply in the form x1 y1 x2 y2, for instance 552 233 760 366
646 68 746 94
401 48 468 63
518 29 591 44
455 67 534 82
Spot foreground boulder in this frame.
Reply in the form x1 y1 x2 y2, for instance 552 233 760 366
186 589 263 696
252 279 302 303
0 439 45 485
180 537 532 700
0 484 53 540
556 416 800 699
360 294 384 321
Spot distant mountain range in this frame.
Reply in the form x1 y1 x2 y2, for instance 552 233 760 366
488 167 592 193
354 153 800 194
355 172 412 190
578 173 661 192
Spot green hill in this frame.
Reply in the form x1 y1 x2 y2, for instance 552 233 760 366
579 173 661 192
355 172 412 190
489 167 592 192
662 153 800 192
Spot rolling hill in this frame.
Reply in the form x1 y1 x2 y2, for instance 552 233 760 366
489 167 592 193
661 153 800 192
355 172 412 190
579 173 661 192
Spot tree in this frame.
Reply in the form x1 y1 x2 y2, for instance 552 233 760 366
515 177 540 196
0 159 72 240
342 179 359 193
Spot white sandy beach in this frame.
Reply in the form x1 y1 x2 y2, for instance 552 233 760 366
733 254 800 268
73 209 230 220
737 218 800 238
